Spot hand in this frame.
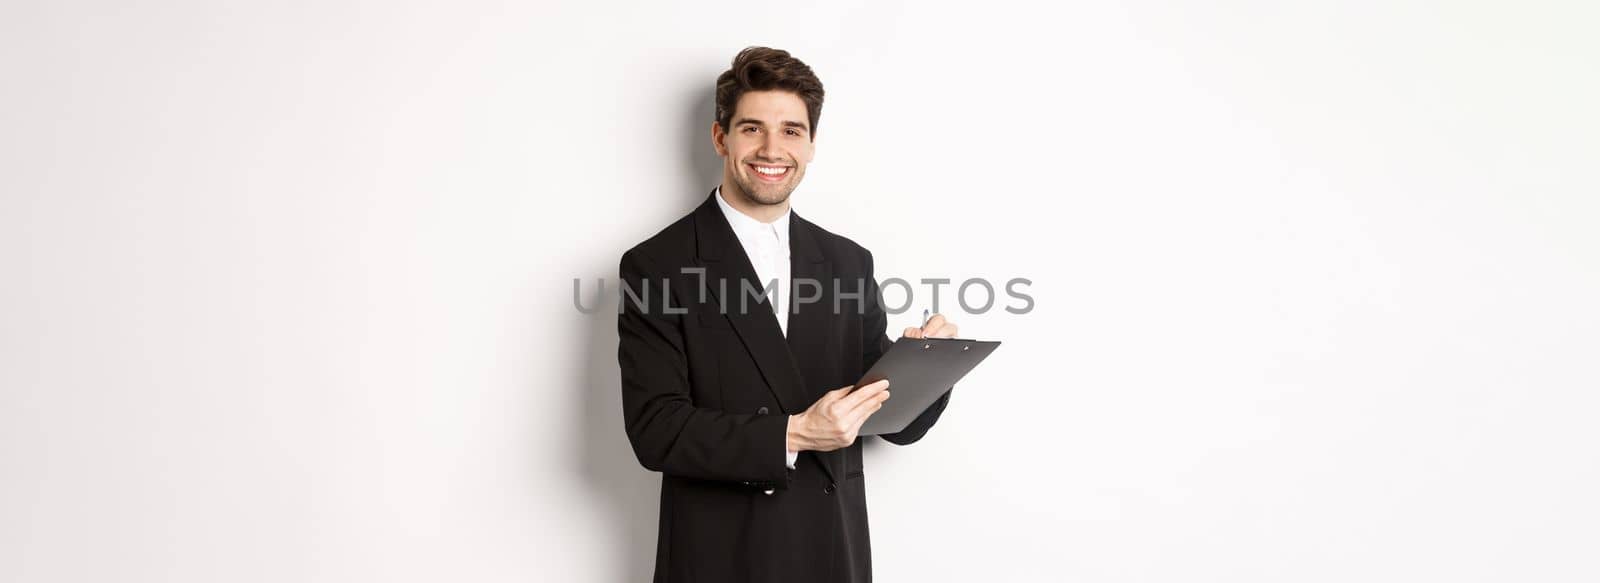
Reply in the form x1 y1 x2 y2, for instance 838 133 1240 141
786 380 892 453
903 313 958 339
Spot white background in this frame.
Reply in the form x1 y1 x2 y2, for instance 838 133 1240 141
4 1 1598 581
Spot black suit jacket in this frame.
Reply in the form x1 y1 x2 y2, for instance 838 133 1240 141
617 190 951 583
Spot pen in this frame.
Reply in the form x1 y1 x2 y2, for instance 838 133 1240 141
921 308 930 329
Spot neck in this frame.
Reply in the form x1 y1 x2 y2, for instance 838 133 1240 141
719 180 790 223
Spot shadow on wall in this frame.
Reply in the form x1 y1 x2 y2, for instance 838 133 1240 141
571 85 721 581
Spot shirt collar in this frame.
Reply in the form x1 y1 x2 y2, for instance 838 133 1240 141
714 186 791 247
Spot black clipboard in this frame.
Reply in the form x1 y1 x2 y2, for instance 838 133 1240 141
855 337 1001 436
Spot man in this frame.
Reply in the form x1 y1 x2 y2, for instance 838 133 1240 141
616 46 959 583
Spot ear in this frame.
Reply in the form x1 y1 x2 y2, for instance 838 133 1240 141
710 121 728 157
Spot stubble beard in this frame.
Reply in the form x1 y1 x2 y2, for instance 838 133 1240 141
731 164 804 207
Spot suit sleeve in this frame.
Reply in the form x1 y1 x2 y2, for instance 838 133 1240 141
616 249 791 487
859 249 952 446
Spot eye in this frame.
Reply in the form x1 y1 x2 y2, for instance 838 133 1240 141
742 126 758 134
786 129 800 136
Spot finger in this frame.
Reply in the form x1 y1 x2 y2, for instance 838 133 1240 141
920 313 948 336
846 387 891 418
929 322 959 338
844 384 893 418
902 326 922 339
839 379 889 409
814 385 853 409
838 379 889 409
846 393 891 431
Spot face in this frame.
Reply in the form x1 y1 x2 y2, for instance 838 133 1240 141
713 90 815 206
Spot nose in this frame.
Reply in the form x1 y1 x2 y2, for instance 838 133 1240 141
755 132 783 162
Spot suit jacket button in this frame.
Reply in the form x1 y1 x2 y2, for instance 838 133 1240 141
757 407 769 415
823 483 836 495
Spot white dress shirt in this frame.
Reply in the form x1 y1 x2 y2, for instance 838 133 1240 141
714 187 800 470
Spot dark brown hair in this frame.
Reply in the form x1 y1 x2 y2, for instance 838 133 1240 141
715 47 825 140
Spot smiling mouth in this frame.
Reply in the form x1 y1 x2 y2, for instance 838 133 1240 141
748 163 791 182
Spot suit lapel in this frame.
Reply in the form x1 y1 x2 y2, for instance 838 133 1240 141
693 191 810 414
785 212 831 401
694 191 842 486
786 212 843 485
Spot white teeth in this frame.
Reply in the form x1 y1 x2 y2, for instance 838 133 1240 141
754 165 787 176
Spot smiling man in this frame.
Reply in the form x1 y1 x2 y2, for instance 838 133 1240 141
616 47 959 583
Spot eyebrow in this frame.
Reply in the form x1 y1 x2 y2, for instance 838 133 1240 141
733 117 810 133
